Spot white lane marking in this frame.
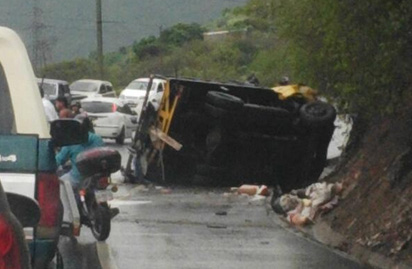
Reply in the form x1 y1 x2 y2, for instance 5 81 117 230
96 242 118 269
109 200 152 206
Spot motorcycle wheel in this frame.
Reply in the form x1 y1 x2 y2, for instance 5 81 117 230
90 202 111 241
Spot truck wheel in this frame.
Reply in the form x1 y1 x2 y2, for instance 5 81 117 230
242 104 292 133
206 91 244 110
299 101 336 127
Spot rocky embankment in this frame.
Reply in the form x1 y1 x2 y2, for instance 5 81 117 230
320 110 412 268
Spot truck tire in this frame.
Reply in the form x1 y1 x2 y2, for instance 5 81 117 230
242 104 293 133
204 103 233 119
206 91 244 110
299 101 336 127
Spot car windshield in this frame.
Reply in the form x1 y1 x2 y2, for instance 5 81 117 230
39 82 57 96
70 81 98 92
82 101 114 113
126 81 154 91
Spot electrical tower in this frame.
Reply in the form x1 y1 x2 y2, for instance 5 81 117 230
31 0 53 72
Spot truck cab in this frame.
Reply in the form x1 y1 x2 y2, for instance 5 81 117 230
0 27 63 268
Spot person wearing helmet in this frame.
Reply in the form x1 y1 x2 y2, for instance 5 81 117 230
71 102 82 117
279 76 290 86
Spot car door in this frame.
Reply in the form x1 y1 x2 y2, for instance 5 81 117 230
105 84 116 98
62 83 71 104
98 84 107 97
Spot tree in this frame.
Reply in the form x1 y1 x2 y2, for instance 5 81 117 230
159 23 206 47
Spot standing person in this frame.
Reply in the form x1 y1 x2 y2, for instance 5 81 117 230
55 96 69 114
279 76 290 86
40 86 58 123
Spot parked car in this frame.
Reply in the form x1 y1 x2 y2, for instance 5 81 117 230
119 77 166 108
70 79 116 100
37 78 71 104
125 77 336 192
0 26 86 268
81 98 138 144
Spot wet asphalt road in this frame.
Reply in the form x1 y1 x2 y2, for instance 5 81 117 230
60 139 364 269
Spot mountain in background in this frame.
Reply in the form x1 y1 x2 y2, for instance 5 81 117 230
0 0 247 63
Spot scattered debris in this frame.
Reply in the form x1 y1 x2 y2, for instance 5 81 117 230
134 184 150 192
272 182 343 226
248 195 267 206
237 185 270 196
159 188 172 195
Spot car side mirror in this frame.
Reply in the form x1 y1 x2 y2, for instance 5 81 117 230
6 193 41 228
50 119 89 146
131 116 138 124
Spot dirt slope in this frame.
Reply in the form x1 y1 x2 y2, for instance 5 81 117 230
324 109 412 264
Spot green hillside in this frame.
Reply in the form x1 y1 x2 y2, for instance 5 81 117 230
42 0 412 118
0 0 247 63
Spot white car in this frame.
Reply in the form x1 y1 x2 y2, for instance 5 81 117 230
70 79 117 100
119 78 166 109
81 98 138 144
37 78 71 104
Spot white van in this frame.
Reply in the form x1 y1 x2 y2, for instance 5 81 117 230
70 79 117 100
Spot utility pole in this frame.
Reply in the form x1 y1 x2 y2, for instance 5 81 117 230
32 0 44 71
96 0 104 79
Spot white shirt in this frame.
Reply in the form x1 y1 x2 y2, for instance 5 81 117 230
42 98 59 123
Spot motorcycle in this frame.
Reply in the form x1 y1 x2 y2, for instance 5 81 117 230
76 147 121 241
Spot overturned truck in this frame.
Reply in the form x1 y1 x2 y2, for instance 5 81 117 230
124 76 336 191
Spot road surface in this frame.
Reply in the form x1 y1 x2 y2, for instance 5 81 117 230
58 139 364 269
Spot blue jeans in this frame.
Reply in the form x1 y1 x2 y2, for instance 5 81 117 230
60 172 80 189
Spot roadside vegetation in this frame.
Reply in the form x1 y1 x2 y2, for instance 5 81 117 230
41 0 412 116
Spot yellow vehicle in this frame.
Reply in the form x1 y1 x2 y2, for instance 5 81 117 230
124 76 336 191
272 84 318 102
